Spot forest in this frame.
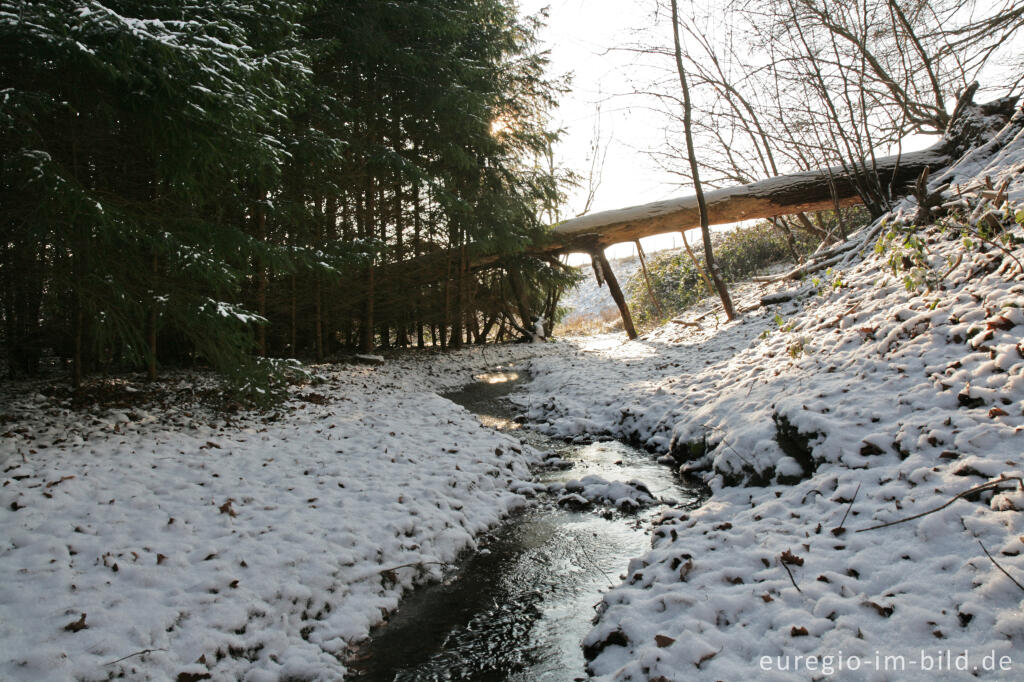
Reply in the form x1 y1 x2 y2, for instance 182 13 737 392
2 0 577 398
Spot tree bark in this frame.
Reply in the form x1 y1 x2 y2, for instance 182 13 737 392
594 250 637 340
670 0 735 319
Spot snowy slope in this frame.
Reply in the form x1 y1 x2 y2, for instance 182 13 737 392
0 345 553 681
560 255 641 321
516 113 1024 680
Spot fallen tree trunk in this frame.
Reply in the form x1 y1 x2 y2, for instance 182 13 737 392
550 87 1016 252
379 89 1018 284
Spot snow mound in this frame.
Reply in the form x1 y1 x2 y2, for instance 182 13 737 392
551 475 657 511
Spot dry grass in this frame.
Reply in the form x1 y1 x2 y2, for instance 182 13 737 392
555 308 623 336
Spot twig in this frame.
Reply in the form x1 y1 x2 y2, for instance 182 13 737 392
377 560 447 574
703 424 755 469
979 540 1024 593
781 560 802 593
939 252 964 282
575 535 615 587
104 648 166 666
969 230 1024 276
857 476 1024 533
837 483 861 530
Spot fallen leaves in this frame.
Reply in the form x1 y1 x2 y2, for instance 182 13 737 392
986 315 1014 331
861 600 895 618
176 673 211 682
218 499 237 517
780 549 804 566
64 613 87 632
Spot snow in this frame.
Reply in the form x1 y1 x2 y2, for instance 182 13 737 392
0 345 551 681
509 114 1024 679
561 255 640 322
3 97 1023 682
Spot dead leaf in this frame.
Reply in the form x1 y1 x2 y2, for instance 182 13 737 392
790 626 809 637
218 499 236 517
987 315 1014 331
861 600 894 617
45 475 75 488
989 407 1009 418
655 634 675 648
696 650 718 667
780 549 804 566
176 673 211 682
678 559 694 582
157 553 168 565
64 613 87 632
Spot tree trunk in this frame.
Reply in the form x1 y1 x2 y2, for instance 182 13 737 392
594 250 637 339
289 274 297 357
670 0 735 319
254 189 268 356
146 252 158 381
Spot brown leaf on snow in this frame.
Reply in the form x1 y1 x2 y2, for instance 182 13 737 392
157 553 168 565
655 634 676 648
761 593 774 602
986 315 1015 331
678 559 694 582
989 407 1009 418
45 475 75 488
790 626 809 637
696 650 718 667
199 441 221 450
780 549 804 566
64 613 87 632
861 600 894 618
218 499 237 517
176 673 211 682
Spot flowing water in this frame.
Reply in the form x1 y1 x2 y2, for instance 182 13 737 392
347 367 703 681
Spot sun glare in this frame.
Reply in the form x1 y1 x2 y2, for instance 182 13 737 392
490 117 511 137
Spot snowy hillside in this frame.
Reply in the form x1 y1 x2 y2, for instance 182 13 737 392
561 255 640 318
516 108 1024 680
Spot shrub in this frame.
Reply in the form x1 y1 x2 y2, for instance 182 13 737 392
625 221 823 327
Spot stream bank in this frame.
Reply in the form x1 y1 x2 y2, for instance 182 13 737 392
347 367 704 681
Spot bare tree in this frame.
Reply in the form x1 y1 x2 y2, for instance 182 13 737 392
670 0 736 319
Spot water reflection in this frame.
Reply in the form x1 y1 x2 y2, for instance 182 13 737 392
348 366 701 681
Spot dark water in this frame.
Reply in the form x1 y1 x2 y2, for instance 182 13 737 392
347 367 702 681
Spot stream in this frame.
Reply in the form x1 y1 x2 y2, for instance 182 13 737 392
347 366 704 681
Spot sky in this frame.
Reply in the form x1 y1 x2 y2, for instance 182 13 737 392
517 0 947 263
519 0 684 260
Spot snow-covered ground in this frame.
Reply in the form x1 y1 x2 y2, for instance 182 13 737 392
4 104 1023 682
512 116 1024 679
0 345 557 681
